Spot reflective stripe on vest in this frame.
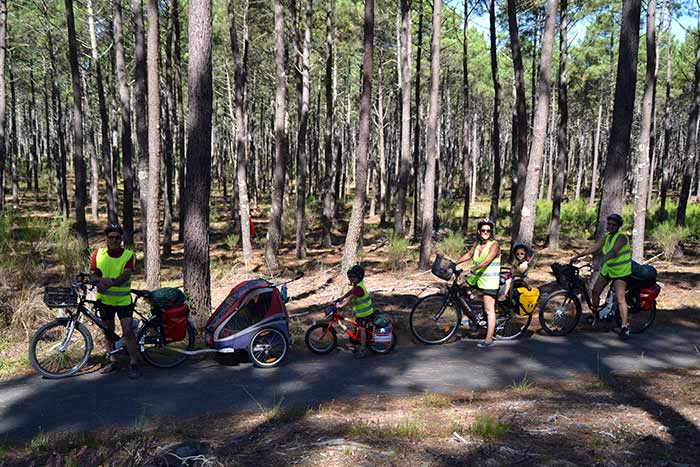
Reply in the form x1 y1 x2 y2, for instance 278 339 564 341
601 232 632 278
350 281 374 318
467 240 501 290
95 247 134 306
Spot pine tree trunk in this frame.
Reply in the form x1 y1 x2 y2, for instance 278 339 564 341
145 0 161 288
321 0 336 247
87 0 116 224
676 42 700 227
8 54 17 209
65 0 89 246
589 100 603 207
172 0 186 242
295 0 311 259
659 9 672 220
0 0 6 213
163 1 175 257
546 0 568 250
394 0 412 236
377 53 387 226
114 0 135 247
631 0 657 261
596 0 642 237
133 0 149 262
341 0 374 273
460 2 471 235
418 0 441 270
228 0 253 265
488 0 501 223
410 0 424 241
516 0 557 246
184 0 213 320
264 0 289 270
507 0 529 236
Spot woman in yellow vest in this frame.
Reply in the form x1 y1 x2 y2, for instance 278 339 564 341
570 213 632 339
90 224 140 378
456 218 501 348
337 265 374 359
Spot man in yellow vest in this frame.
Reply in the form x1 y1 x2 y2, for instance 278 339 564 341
570 213 632 339
90 224 140 378
337 265 374 358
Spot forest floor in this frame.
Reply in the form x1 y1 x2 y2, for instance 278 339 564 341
1 196 699 466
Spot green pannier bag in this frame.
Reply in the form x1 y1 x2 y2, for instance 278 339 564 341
149 288 187 309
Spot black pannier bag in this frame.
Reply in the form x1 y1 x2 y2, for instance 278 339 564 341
629 261 657 288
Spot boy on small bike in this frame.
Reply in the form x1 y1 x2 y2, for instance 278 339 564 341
337 265 374 359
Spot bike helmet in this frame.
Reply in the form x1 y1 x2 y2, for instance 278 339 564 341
512 242 528 254
476 218 495 236
104 223 124 235
347 264 365 280
606 213 624 226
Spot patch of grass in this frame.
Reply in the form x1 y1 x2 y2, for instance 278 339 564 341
653 221 689 259
386 233 412 271
9 285 52 338
510 372 535 392
435 231 465 260
225 233 240 250
47 217 86 280
421 393 450 408
387 419 426 440
28 432 51 453
272 406 313 424
344 420 373 438
469 415 509 440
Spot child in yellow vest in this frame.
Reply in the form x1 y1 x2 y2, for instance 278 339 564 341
337 265 374 358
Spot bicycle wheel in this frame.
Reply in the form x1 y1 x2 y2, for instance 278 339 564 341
538 290 582 336
368 332 397 354
248 328 288 368
495 307 532 340
138 320 195 368
29 320 93 379
409 294 461 345
615 301 656 334
305 323 337 354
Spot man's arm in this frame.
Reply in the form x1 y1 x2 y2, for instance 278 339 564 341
570 237 605 262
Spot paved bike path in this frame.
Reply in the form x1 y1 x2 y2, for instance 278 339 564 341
2 324 699 441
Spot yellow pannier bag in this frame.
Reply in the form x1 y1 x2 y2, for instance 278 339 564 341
516 287 540 316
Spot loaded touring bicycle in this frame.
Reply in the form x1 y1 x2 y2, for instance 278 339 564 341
30 271 303 378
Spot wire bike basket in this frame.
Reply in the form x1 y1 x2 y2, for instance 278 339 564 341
551 263 577 290
431 255 456 281
43 287 78 308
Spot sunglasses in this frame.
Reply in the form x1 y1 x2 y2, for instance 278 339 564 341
479 229 492 233
107 235 122 240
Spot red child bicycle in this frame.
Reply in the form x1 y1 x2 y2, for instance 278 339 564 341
305 303 396 355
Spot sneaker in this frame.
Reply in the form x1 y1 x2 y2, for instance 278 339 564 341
620 325 631 340
477 340 495 348
101 361 119 375
128 364 141 379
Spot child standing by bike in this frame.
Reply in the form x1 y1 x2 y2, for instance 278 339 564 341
337 265 375 359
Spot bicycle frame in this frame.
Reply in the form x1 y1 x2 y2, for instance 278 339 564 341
321 308 380 342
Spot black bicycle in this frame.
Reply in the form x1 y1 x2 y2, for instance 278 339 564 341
539 263 657 336
29 274 195 378
409 257 532 345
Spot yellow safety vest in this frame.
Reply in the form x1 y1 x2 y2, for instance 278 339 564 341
350 281 374 318
601 231 632 278
467 240 501 290
95 248 134 306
